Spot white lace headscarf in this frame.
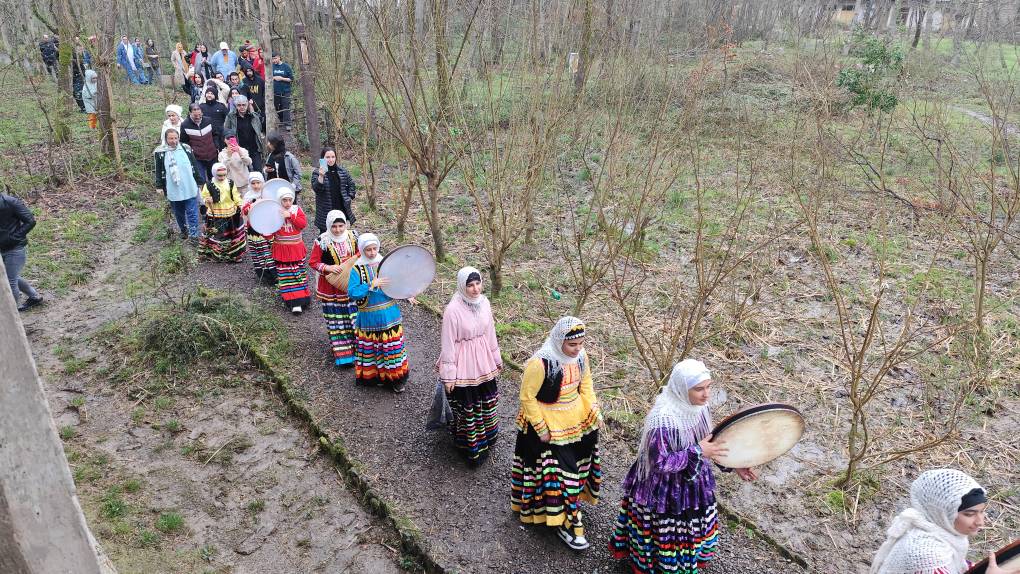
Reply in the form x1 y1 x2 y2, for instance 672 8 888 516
634 359 713 480
356 233 382 267
870 469 983 574
532 316 587 376
453 266 485 312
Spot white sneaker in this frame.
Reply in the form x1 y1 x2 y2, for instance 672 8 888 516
291 306 302 315
556 526 589 551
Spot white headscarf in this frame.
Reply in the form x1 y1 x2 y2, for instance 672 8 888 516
356 233 382 266
277 187 295 201
453 266 485 312
317 210 350 250
165 104 183 118
870 469 982 574
532 316 587 375
243 171 264 202
634 359 713 479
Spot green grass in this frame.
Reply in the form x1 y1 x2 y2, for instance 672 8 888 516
154 512 185 534
59 425 77 440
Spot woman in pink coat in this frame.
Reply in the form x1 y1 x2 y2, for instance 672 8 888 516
438 266 503 466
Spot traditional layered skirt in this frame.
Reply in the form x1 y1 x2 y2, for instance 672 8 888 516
200 212 246 262
247 230 276 282
354 323 409 387
510 426 602 538
321 293 357 365
447 378 499 464
276 260 311 308
610 497 719 574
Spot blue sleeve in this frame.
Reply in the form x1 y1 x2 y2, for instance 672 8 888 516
286 64 294 80
347 268 369 299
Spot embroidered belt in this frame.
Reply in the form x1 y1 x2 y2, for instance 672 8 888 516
360 300 396 312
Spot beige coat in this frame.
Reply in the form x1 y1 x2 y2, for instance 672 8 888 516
218 147 253 192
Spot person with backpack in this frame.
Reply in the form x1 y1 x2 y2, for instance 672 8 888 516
1 193 43 312
199 163 246 262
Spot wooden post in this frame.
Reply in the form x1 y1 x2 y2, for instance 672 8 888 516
0 257 114 574
294 21 321 161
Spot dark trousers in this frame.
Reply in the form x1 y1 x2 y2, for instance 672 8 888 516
73 79 85 111
168 196 200 238
44 60 57 79
249 150 263 172
274 92 292 127
194 159 215 183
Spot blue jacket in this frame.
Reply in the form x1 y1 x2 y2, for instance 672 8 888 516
348 263 402 331
272 62 294 94
116 42 136 69
210 50 238 79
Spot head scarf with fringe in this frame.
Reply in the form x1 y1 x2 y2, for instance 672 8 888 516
870 469 983 574
316 210 354 256
532 316 587 376
452 266 485 312
635 359 713 480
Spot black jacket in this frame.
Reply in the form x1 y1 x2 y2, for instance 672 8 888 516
200 100 229 146
310 166 356 231
180 116 221 160
0 194 36 250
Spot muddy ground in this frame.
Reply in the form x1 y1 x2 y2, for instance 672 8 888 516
187 217 803 574
20 212 404 574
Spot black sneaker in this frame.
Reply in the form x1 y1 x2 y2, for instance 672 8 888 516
556 526 589 551
391 381 406 394
17 296 44 312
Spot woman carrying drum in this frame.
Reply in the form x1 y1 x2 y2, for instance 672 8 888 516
240 172 276 283
511 316 602 551
308 210 359 367
610 359 757 574
438 266 502 466
346 233 410 392
871 469 1016 574
270 187 311 315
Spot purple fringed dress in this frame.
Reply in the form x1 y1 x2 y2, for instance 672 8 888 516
610 427 719 574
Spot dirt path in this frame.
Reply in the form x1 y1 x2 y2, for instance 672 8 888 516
190 221 806 573
20 213 404 573
952 106 1020 138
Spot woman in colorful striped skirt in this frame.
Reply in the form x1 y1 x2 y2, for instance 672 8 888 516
240 172 276 283
438 266 502 466
309 210 359 367
269 187 311 315
346 233 409 393
610 359 758 574
199 162 246 262
511 316 602 551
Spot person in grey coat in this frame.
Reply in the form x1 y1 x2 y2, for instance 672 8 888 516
223 96 265 171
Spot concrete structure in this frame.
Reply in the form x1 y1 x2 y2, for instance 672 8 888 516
0 257 112 573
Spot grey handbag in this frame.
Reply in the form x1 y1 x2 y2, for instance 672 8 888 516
426 380 454 430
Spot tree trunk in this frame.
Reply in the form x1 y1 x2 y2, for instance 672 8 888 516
257 0 276 134
574 0 593 98
359 7 377 142
433 0 451 122
96 5 121 170
171 0 188 46
488 262 503 298
54 0 75 102
911 3 924 48
426 173 446 261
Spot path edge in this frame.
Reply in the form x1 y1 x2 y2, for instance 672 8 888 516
243 342 448 574
416 298 813 572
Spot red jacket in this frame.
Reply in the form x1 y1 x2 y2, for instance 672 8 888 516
270 206 307 262
252 55 266 79
308 231 358 298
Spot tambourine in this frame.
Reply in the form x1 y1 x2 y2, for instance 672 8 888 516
709 403 805 469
